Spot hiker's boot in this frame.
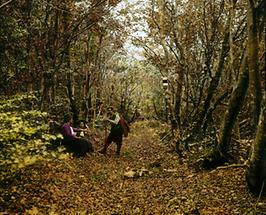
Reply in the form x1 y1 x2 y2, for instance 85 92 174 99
115 141 122 156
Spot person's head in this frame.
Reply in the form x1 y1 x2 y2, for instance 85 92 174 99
78 120 86 128
63 113 73 124
108 106 114 114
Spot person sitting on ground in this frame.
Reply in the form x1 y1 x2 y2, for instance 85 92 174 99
61 114 94 157
99 107 129 156
76 119 89 137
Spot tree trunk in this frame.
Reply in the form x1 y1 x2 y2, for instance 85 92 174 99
25 0 33 93
202 89 231 133
182 18 230 146
247 0 262 129
174 65 184 131
82 68 91 121
245 0 266 196
66 71 79 123
202 52 249 169
41 71 53 111
195 18 230 133
62 0 79 123
246 98 266 196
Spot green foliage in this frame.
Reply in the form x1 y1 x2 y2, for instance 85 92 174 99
0 95 66 181
0 11 30 93
0 94 39 112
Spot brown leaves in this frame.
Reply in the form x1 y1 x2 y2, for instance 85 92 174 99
1 121 264 214
25 206 39 215
108 0 119 7
123 167 152 178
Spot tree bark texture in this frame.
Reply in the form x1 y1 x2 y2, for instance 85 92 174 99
247 0 262 128
202 52 249 169
183 19 230 146
246 101 266 196
195 18 230 133
246 0 266 196
62 0 79 123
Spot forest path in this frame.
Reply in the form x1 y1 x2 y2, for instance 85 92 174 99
4 121 263 214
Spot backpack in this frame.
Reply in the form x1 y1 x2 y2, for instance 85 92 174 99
119 116 130 137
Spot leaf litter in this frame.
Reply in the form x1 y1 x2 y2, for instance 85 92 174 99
1 121 266 214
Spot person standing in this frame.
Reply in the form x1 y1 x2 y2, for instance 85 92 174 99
99 107 124 156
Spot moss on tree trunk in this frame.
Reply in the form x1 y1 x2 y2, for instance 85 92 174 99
247 0 262 128
246 105 266 196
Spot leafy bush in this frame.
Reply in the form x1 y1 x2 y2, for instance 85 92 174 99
0 93 39 112
0 94 66 180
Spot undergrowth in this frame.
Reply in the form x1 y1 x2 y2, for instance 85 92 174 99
0 93 66 181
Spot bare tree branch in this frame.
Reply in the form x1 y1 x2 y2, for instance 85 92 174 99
0 0 15 9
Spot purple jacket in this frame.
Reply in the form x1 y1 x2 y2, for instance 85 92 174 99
61 123 80 140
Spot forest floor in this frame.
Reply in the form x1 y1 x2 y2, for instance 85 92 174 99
1 120 266 215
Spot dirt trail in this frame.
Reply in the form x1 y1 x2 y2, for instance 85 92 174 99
2 121 265 214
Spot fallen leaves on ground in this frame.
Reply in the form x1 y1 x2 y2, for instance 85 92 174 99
1 121 265 214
